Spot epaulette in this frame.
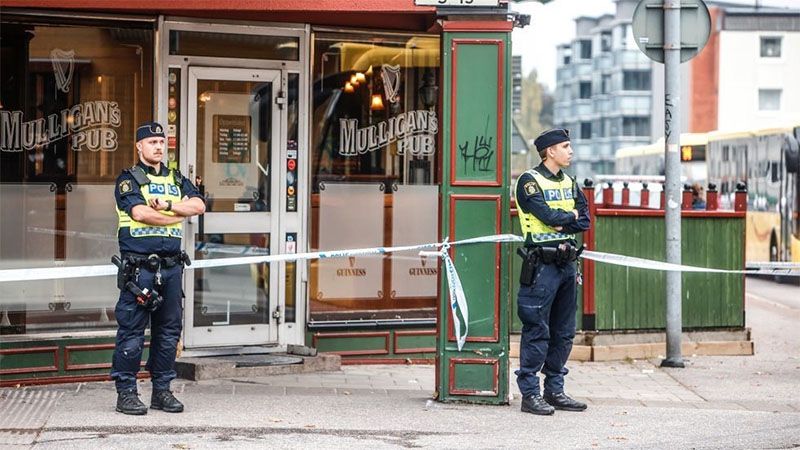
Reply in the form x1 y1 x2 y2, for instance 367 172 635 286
125 166 151 186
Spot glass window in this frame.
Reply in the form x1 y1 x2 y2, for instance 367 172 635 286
622 117 650 136
623 70 651 91
310 32 441 323
600 31 612 52
579 81 592 99
759 89 781 111
760 36 781 58
0 20 154 335
579 40 592 59
169 30 299 61
601 74 611 94
580 122 592 139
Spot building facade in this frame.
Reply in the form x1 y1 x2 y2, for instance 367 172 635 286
688 5 800 133
0 1 516 393
554 0 653 179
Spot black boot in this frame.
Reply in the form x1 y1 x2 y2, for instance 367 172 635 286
116 389 147 415
543 392 587 411
151 390 184 413
521 394 555 415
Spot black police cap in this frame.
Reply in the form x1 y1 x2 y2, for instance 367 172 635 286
136 121 165 142
534 128 570 153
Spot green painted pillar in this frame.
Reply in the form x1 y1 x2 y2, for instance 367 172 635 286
436 20 512 405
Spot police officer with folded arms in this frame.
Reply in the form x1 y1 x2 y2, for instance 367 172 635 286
514 128 590 415
111 122 205 415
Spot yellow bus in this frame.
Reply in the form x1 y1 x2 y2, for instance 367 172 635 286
615 133 709 185
707 124 800 264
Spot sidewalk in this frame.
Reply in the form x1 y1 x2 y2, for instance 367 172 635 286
2 280 799 449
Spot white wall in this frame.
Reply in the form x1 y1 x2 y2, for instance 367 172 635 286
718 31 800 131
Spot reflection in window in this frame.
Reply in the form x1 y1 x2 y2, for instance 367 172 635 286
0 19 154 335
310 32 441 322
759 89 781 111
760 36 781 58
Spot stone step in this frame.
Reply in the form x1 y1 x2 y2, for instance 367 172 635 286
176 352 341 381
509 329 754 361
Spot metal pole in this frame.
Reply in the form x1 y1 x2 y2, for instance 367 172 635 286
661 0 685 368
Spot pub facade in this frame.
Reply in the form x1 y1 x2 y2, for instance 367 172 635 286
1 0 516 392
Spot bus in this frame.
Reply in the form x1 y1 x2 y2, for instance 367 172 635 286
707 124 800 264
615 133 709 185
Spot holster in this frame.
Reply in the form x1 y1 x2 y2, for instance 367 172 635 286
111 255 134 290
517 247 539 286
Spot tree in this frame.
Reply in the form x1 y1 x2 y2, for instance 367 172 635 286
518 69 554 145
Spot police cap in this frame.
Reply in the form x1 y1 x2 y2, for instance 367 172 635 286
136 121 166 142
534 128 570 153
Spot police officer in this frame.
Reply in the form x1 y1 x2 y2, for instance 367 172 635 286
111 121 205 415
514 128 590 415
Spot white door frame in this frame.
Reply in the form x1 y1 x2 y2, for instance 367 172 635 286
184 66 281 347
157 19 310 349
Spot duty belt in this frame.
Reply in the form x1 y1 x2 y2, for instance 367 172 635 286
121 251 191 270
527 243 583 265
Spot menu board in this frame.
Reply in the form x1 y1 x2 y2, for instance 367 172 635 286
212 115 251 163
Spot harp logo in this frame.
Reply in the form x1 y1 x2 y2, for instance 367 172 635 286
380 64 401 104
50 49 75 94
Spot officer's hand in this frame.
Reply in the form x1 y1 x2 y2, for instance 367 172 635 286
554 226 564 231
149 198 167 211
571 209 579 220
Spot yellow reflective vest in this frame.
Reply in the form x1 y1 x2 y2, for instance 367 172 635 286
117 169 183 239
514 168 576 244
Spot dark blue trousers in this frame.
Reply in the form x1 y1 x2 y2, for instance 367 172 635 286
515 261 577 397
110 264 183 393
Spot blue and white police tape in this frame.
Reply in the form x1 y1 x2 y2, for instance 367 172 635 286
0 233 797 352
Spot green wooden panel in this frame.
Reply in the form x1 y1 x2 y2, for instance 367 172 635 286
0 350 58 373
682 218 744 327
594 216 744 330
452 199 499 339
438 29 511 405
394 333 435 352
451 360 498 394
313 335 387 354
453 43 499 183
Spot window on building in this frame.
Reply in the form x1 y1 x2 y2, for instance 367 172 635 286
311 32 441 322
619 24 629 49
0 19 154 335
579 40 592 59
601 74 611 94
562 50 572 65
759 89 781 111
622 117 650 136
580 122 592 139
760 36 782 57
623 70 651 90
579 81 592 99
601 31 612 52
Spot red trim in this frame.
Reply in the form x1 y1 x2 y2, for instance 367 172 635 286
64 343 149 371
0 372 149 388
341 358 434 365
450 39 504 187
448 358 499 396
446 194 501 343
311 332 390 356
442 21 513 32
582 185 596 316
3 0 434 12
595 208 746 218
0 346 59 375
393 330 437 354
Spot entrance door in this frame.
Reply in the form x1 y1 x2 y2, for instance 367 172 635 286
184 67 282 348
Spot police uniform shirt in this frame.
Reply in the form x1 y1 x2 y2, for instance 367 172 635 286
115 162 202 256
515 162 591 246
